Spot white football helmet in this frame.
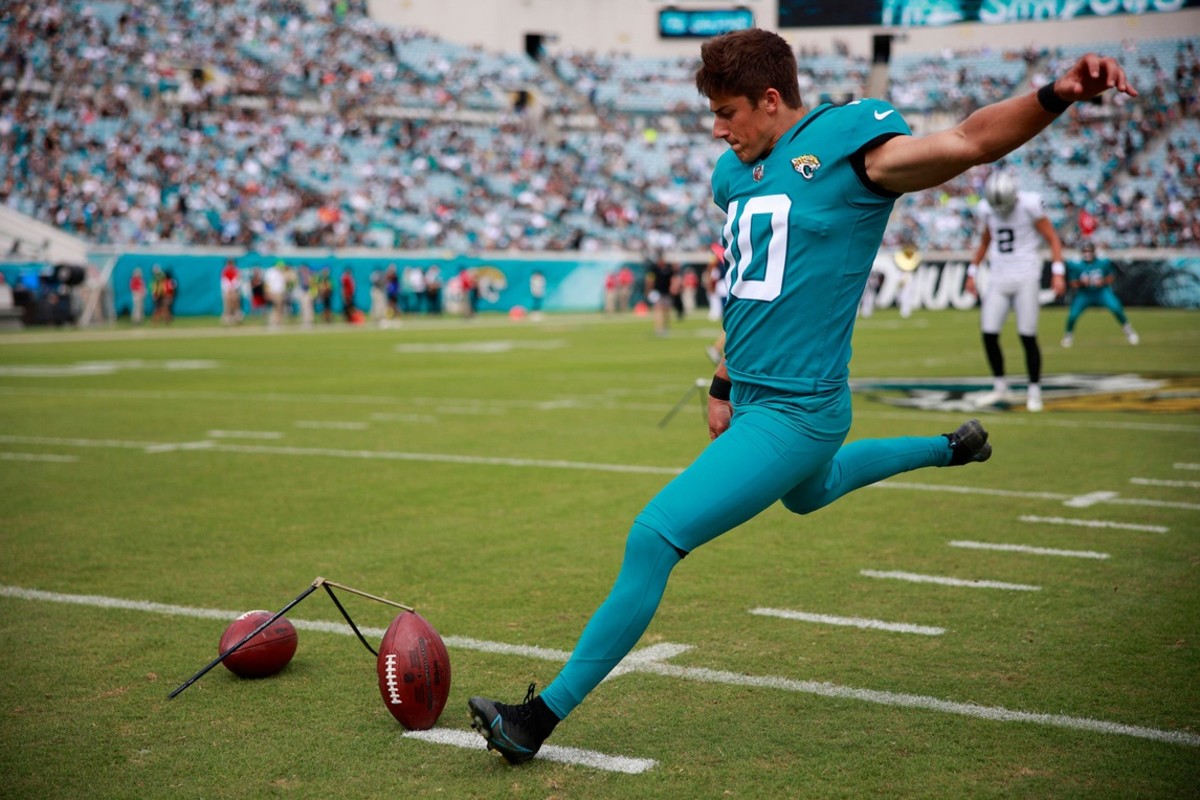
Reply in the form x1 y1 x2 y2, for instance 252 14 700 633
984 172 1018 215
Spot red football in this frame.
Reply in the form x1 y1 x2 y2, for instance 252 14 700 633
218 610 298 679
376 611 451 730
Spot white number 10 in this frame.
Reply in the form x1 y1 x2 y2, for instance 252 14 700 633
724 194 791 302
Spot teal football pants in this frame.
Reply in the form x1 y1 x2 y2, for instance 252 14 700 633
540 398 954 720
1066 287 1128 332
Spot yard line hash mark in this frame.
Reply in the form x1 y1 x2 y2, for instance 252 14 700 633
1019 515 1167 533
750 608 945 636
948 541 1109 560
860 570 1041 591
4 584 1196 748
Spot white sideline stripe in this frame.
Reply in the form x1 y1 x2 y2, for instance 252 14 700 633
5 384 1198 433
876 481 1070 501
1130 477 1200 489
878 481 1200 512
1175 463 1200 471
402 728 657 774
750 608 945 636
1 584 1195 748
948 540 1109 560
295 421 370 430
860 570 1041 592
1 434 1195 501
1019 515 1167 533
0 452 79 463
0 436 683 476
207 430 283 440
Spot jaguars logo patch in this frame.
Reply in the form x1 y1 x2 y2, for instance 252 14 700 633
791 155 821 180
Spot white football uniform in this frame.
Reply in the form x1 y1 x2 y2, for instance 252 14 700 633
976 191 1048 336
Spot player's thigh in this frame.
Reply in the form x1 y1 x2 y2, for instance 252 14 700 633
1099 288 1125 315
979 284 1014 334
1012 278 1041 336
637 407 841 553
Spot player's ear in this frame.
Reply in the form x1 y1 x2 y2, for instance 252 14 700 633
761 87 781 113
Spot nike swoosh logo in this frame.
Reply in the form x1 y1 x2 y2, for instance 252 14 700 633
874 109 895 120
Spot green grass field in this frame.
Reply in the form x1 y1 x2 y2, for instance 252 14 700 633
1 306 1197 799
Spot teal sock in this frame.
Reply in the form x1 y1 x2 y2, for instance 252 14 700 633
539 523 681 720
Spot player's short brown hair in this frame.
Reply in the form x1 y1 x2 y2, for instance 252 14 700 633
695 28 802 109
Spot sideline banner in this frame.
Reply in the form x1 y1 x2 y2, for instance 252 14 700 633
779 0 1200 27
865 253 1200 312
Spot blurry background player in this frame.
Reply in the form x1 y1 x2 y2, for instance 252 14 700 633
966 171 1066 412
1062 241 1139 347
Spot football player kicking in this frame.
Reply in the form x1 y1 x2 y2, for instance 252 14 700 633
467 28 1137 763
1061 241 1138 347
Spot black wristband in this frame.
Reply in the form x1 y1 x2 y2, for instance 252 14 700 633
709 375 732 402
1037 83 1073 114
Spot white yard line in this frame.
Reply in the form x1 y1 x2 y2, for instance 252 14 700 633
1174 463 1200 471
0 452 79 463
1 584 1195 748
1130 477 1200 489
750 608 945 636
207 430 284 440
1018 515 1167 533
948 540 1109 560
294 421 370 430
402 728 657 774
860 570 1041 591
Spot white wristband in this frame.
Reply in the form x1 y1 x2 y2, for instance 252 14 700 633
1051 261 1066 276
966 264 978 278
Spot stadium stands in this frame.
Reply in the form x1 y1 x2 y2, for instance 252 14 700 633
1 1 1196 253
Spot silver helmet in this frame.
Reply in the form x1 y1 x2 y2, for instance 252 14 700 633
984 172 1018 215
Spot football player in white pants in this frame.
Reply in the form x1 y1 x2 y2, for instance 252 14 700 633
966 172 1066 412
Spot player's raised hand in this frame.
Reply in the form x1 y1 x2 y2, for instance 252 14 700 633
1054 54 1138 102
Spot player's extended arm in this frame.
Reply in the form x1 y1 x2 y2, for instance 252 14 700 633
965 228 991 296
1035 217 1067 296
866 54 1137 194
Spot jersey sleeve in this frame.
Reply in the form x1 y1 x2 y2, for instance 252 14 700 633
710 150 737 212
841 99 912 199
1017 191 1048 221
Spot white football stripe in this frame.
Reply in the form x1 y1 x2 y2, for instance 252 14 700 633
1130 477 1200 489
1018 515 1167 533
750 608 945 636
402 728 657 774
860 570 1041 591
948 540 1109 560
0 452 79 462
1 584 1195 747
207 430 284 440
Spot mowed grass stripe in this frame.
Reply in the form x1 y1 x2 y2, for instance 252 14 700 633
3 583 1196 748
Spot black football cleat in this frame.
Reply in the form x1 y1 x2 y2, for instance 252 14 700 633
944 418 992 466
468 683 556 765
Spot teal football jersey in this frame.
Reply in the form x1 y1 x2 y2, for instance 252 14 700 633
713 100 910 394
1067 257 1116 290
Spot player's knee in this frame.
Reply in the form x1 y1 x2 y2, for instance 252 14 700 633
627 517 688 561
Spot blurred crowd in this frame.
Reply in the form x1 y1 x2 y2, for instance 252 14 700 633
1 0 1197 255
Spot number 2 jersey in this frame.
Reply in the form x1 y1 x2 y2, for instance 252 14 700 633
712 99 909 395
975 190 1048 283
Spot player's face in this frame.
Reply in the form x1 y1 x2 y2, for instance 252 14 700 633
709 93 776 163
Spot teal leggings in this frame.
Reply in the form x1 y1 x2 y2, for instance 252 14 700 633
540 399 953 719
1065 287 1128 332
